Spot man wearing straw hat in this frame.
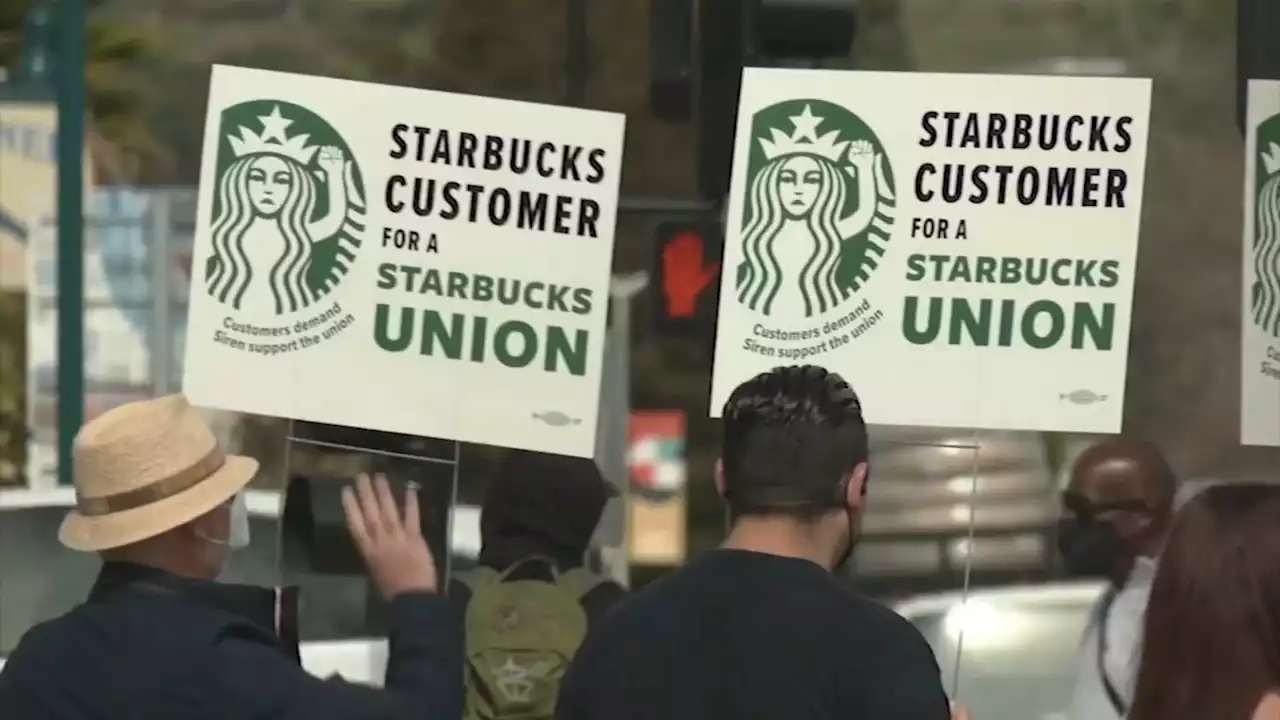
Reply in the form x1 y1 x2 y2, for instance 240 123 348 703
0 394 461 719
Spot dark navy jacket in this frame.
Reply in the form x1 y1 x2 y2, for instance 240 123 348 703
0 562 462 720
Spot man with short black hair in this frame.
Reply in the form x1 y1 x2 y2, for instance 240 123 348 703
554 365 951 720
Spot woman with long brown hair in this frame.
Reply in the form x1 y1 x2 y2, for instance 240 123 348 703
1129 483 1280 720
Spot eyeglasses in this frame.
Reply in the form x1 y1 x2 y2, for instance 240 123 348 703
1061 490 1149 518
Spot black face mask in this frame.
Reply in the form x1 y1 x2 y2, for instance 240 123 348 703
1056 517 1126 580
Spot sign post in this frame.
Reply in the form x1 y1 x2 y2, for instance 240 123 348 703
594 273 648 588
55 0 86 487
181 68 627 603
703 66 1149 707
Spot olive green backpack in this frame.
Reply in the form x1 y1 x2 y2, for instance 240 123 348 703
457 557 605 720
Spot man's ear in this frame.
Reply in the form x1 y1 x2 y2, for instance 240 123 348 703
714 459 727 499
845 462 868 508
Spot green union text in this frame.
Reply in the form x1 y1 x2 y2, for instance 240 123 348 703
373 304 589 375
902 296 1114 350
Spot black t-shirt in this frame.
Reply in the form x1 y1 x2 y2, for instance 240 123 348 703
555 549 951 720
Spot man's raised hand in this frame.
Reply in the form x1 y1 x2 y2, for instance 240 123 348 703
341 473 438 599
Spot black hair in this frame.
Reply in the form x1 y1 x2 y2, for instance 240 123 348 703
720 365 868 519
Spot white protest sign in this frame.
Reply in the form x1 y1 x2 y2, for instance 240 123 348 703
1241 79 1280 445
182 65 626 457
709 68 1151 432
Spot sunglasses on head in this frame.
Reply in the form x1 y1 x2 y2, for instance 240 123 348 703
1061 490 1149 518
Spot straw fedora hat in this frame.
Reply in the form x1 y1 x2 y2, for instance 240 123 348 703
59 393 259 552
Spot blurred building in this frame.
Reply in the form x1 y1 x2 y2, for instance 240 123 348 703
23 187 195 487
854 428 1101 596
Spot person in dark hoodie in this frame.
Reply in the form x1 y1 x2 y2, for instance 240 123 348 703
450 449 626 720
0 394 461 720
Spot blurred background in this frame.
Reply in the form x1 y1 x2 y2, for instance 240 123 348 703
0 1 1267 718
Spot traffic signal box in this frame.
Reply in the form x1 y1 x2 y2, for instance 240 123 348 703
648 0 860 200
647 1 857 337
652 221 724 336
1240 0 1280 135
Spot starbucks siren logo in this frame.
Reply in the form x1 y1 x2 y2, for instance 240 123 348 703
205 101 367 316
735 100 896 318
1253 120 1280 338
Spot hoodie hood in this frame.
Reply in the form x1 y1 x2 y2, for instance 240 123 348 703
478 450 616 570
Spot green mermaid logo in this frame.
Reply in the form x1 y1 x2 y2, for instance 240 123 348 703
204 101 367 316
1252 122 1280 337
735 100 896 318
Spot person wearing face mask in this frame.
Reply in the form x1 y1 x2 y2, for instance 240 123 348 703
554 365 951 720
0 394 461 720
1057 437 1177 720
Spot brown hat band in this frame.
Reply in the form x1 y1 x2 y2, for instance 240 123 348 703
76 449 228 517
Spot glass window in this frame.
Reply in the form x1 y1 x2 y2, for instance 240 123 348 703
907 594 1098 720
35 258 56 293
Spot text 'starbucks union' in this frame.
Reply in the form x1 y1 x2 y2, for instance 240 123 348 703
384 125 609 239
901 255 1119 350
373 263 594 377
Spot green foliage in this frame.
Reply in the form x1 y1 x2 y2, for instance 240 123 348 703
0 0 165 175
308 0 435 87
0 292 26 484
87 19 168 173
0 0 36 71
135 0 439 182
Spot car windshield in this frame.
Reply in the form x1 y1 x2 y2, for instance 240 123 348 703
906 595 1096 720
0 506 473 654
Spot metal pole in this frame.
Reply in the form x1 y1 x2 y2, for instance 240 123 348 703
55 0 85 487
596 272 648 588
565 0 588 105
618 196 719 215
149 193 172 395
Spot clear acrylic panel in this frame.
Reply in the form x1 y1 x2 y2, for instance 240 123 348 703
872 427 1066 720
245 422 460 644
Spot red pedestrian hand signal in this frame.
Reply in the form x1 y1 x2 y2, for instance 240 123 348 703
661 230 720 318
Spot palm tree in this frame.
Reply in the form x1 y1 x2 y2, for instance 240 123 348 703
0 3 27 76
0 291 25 485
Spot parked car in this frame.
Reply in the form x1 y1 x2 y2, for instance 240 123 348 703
895 581 1106 720
0 487 481 680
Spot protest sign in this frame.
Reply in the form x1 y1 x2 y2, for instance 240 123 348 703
1242 79 1280 445
708 68 1152 432
182 65 626 457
